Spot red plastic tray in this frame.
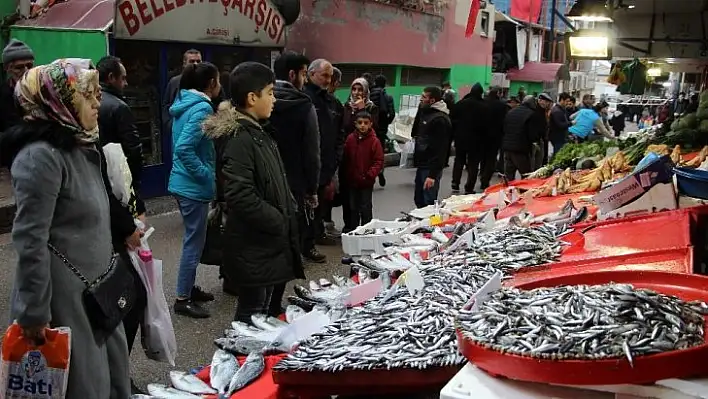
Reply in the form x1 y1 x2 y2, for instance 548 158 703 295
458 270 708 385
510 247 693 286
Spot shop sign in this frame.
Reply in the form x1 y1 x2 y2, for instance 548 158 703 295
114 0 285 46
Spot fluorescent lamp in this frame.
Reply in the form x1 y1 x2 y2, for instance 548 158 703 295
662 82 672 88
647 68 662 77
566 0 613 22
568 33 611 59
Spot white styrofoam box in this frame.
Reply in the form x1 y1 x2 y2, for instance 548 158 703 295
656 378 708 399
440 363 611 399
341 219 417 256
598 182 677 220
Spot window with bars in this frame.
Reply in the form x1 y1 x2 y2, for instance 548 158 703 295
335 64 397 86
400 66 447 86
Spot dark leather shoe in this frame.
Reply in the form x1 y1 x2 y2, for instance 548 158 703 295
191 285 215 302
174 299 210 318
303 248 327 263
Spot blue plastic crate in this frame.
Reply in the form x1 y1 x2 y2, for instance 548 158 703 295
674 167 708 200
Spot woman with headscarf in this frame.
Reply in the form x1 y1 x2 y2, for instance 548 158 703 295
0 59 132 398
340 78 379 232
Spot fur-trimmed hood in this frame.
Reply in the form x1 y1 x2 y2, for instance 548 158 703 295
202 102 262 140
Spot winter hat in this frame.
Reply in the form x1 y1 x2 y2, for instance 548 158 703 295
2 39 34 65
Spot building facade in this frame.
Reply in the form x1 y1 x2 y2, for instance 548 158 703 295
286 0 495 108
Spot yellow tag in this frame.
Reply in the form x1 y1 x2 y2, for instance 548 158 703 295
429 215 443 225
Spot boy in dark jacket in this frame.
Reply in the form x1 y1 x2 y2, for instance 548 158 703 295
206 62 304 323
342 111 384 228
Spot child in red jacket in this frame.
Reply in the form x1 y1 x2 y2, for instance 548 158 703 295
342 111 384 229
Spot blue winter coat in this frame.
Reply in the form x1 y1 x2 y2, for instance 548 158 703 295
168 89 216 202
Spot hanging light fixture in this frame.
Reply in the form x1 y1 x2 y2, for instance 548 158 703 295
566 0 613 23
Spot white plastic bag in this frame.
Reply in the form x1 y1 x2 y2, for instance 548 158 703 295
128 222 177 365
398 140 415 169
102 143 133 206
0 323 71 398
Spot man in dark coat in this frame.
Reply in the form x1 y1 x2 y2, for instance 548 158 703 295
0 40 34 134
450 83 488 194
502 96 545 180
369 74 395 187
96 56 145 214
161 49 202 136
303 59 342 246
270 51 325 264
412 87 452 208
481 87 508 189
210 63 304 322
549 92 572 155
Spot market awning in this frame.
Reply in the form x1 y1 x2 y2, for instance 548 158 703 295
14 0 114 31
506 62 570 83
495 11 521 26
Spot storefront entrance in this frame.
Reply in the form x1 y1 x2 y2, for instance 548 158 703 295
111 39 280 198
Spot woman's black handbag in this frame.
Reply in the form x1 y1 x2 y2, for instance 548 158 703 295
49 244 135 340
200 202 226 266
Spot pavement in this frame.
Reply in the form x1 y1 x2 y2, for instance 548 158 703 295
0 164 474 391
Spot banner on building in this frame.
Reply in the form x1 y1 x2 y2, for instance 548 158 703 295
509 0 543 23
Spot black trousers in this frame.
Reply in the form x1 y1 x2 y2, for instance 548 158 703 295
268 283 286 317
349 187 374 228
313 185 328 238
120 251 147 354
452 146 482 193
479 145 499 189
339 170 354 232
235 285 274 323
503 151 532 181
375 132 387 177
295 193 315 254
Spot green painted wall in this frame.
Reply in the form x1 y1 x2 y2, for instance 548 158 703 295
0 1 17 52
509 81 544 97
449 64 492 91
9 28 107 65
335 64 489 112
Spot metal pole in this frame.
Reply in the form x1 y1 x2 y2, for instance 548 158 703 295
551 0 557 62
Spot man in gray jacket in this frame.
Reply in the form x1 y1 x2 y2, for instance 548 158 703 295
161 49 201 136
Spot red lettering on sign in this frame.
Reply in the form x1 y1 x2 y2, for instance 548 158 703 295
149 0 165 18
118 2 139 35
243 0 256 20
135 0 152 25
118 0 283 43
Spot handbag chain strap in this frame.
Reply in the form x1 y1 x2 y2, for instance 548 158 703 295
47 243 117 289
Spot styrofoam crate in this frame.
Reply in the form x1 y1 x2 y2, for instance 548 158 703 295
341 219 417 256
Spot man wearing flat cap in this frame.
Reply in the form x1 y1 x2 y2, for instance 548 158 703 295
0 39 35 133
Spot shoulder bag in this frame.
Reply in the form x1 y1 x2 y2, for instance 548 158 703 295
48 244 135 340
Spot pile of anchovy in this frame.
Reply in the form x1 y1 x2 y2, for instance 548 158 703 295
457 284 708 366
442 224 568 274
275 224 567 373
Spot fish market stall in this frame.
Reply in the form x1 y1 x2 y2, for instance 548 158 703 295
455 270 708 395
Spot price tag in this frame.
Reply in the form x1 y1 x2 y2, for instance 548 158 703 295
402 265 424 296
345 278 383 306
464 271 503 311
497 190 509 210
479 211 496 231
273 309 330 350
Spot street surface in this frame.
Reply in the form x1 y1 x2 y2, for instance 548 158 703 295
0 165 467 389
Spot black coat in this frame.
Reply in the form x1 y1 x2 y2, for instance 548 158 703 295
0 80 21 134
369 87 395 135
412 105 452 179
303 82 341 186
209 107 305 287
549 104 572 143
502 102 543 153
450 83 488 148
270 81 321 197
98 84 145 215
485 95 509 146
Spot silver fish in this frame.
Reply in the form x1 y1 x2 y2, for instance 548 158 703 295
226 351 266 395
214 337 270 355
458 284 707 366
275 224 568 373
147 384 202 398
168 371 217 394
286 305 307 323
210 349 239 393
319 278 333 287
130 395 158 399
308 280 320 291
250 314 287 331
230 321 266 337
